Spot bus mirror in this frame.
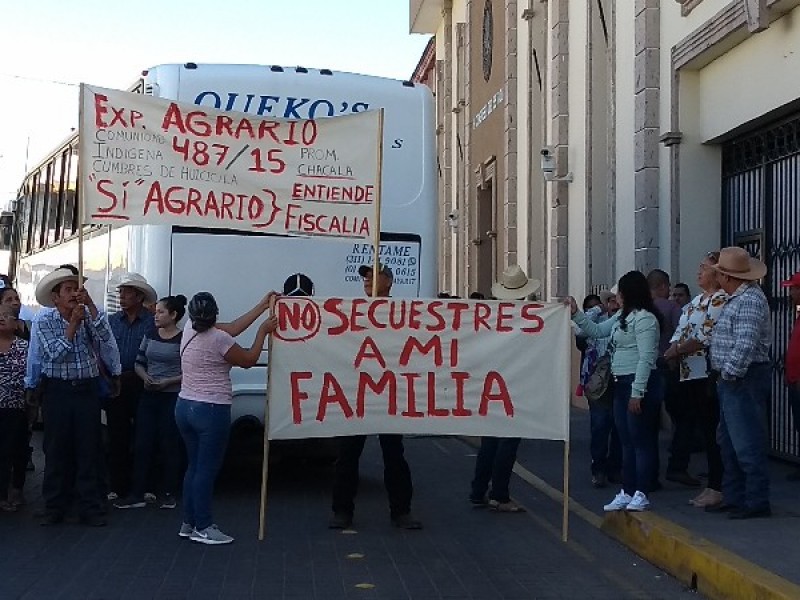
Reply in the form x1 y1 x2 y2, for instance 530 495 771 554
0 211 14 251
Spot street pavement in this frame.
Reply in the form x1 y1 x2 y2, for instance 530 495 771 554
515 409 800 589
0 428 694 600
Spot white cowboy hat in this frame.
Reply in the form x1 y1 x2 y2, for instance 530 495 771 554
712 247 767 281
35 268 85 308
491 265 541 300
114 272 158 303
599 289 616 304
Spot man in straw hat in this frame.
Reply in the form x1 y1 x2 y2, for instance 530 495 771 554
329 261 422 530
34 266 120 526
708 247 772 519
105 273 158 502
468 265 540 512
782 271 800 480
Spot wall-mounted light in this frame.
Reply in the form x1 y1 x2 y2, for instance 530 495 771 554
446 210 459 229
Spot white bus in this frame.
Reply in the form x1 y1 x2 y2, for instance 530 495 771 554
4 63 437 445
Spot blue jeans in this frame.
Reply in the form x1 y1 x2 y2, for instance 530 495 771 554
613 372 661 496
588 389 621 477
470 437 522 503
716 363 771 511
131 391 184 498
788 383 800 434
175 398 230 530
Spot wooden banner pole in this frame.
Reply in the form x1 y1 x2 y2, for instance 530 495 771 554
562 439 570 542
371 109 385 299
258 295 277 540
77 84 86 282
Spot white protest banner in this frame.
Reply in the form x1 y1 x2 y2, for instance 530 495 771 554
268 298 570 440
78 85 380 238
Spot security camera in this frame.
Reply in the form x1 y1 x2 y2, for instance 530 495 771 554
540 146 556 174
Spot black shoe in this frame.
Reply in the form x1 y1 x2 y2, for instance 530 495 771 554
79 514 108 527
704 502 739 514
113 496 146 509
39 512 64 526
328 512 353 529
728 506 771 520
391 513 423 530
666 471 702 487
469 495 489 507
591 473 608 488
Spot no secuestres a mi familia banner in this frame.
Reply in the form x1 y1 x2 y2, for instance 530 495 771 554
78 84 381 239
268 298 571 441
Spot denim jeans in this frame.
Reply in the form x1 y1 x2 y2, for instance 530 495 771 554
470 437 522 503
788 383 800 434
331 435 413 518
131 391 184 498
716 363 771 511
613 372 661 496
588 388 621 477
175 398 230 530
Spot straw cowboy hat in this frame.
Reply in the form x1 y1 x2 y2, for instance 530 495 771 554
712 247 767 281
35 267 85 307
599 289 616 304
114 273 158 303
491 265 541 300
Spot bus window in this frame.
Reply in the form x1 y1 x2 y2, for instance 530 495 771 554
48 153 65 245
63 147 78 237
18 182 32 255
29 173 44 253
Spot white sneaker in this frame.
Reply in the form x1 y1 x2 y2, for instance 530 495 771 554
625 491 650 511
178 522 194 538
190 524 234 545
603 490 633 512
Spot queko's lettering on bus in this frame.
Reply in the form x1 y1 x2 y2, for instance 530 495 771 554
194 92 370 120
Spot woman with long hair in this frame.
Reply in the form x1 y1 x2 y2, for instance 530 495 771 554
176 291 277 545
114 294 188 511
0 303 28 512
663 252 727 508
567 271 662 512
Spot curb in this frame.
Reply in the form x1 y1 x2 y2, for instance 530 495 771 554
601 511 800 600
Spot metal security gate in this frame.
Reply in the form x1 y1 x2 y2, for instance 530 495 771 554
722 116 800 461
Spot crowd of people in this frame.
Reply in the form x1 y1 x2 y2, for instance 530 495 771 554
569 247 800 519
0 250 797 544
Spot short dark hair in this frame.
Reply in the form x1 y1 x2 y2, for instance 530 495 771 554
674 283 691 297
468 291 485 300
646 269 671 290
582 294 602 311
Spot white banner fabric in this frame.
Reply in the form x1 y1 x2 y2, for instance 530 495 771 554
79 85 380 238
268 298 570 440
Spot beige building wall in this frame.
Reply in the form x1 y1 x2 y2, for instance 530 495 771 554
412 0 800 302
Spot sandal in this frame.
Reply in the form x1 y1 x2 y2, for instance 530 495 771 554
488 499 525 513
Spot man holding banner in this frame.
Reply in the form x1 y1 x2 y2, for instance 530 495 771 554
469 265 540 513
328 262 422 530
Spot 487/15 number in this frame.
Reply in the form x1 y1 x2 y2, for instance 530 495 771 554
172 137 229 167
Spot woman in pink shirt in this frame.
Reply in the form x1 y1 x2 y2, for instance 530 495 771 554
176 291 277 545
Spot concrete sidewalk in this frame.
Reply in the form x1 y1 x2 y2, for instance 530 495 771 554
509 408 800 600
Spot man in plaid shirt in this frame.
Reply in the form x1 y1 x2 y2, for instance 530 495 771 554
34 267 121 527
709 247 772 519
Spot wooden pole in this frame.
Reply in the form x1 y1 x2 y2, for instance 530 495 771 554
258 295 277 540
77 84 86 282
370 109 385 298
562 438 570 542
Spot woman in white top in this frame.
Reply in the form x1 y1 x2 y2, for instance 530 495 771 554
664 252 727 508
176 291 277 545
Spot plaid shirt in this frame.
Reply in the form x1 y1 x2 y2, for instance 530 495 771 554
36 307 117 381
710 282 771 378
109 308 156 372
